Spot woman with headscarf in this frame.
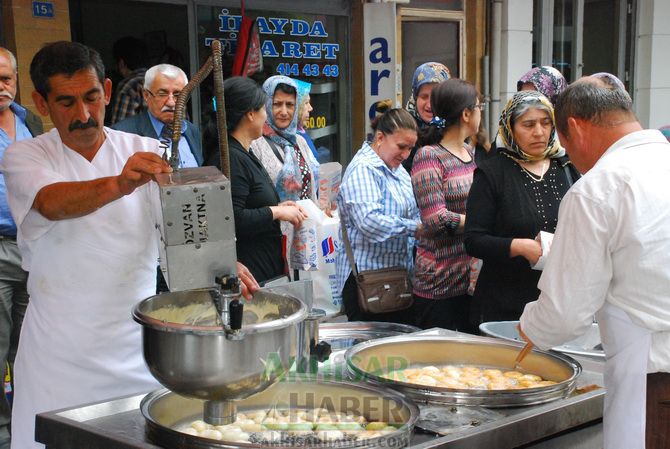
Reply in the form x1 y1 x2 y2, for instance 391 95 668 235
403 62 451 172
220 76 307 283
516 66 567 106
464 91 580 325
250 75 319 203
294 79 319 161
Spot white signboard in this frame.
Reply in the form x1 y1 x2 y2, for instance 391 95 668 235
363 2 398 137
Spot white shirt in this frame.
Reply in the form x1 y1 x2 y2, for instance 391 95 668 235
2 128 161 449
520 129 670 372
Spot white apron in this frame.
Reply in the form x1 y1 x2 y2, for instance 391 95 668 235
597 302 651 449
10 137 160 449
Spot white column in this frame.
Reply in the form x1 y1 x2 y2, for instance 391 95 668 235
634 0 670 128
363 2 397 135
499 0 534 105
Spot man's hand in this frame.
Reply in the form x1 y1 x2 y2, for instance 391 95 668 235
33 152 172 221
116 152 172 196
237 262 259 300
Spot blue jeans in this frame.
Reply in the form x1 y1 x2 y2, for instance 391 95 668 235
0 239 28 448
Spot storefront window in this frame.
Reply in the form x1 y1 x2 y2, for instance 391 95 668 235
581 0 618 76
196 5 350 164
553 0 574 81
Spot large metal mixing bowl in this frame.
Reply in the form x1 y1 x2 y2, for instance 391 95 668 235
141 380 419 449
345 335 581 407
133 289 308 402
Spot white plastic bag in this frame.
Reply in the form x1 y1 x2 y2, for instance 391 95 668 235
291 200 343 315
290 200 324 271
298 214 343 316
317 162 342 212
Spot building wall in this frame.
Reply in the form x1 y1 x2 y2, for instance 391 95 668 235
634 0 670 129
1 0 71 128
500 0 533 103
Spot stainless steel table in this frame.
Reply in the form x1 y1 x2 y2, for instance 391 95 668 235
36 329 605 449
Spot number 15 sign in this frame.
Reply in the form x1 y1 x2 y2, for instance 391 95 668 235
32 1 54 18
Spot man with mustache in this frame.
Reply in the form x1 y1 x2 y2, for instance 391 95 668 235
0 47 43 449
0 41 176 449
112 63 202 168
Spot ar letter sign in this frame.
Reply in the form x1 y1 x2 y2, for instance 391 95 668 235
363 2 397 133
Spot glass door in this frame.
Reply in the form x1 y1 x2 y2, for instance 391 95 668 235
533 0 635 90
398 8 464 107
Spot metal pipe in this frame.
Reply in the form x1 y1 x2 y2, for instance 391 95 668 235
482 54 490 140
170 56 213 170
169 40 230 175
211 41 231 179
490 0 502 140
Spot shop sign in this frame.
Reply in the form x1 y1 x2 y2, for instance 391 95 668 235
205 10 341 79
363 2 397 134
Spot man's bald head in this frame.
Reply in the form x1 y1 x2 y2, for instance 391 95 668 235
554 76 636 137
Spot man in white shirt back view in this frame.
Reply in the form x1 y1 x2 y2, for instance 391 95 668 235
519 76 670 449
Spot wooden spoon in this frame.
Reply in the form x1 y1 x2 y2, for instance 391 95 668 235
514 342 534 370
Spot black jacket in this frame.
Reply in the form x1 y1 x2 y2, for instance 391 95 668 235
464 151 580 323
228 136 284 282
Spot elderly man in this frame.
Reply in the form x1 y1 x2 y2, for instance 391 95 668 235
112 63 203 167
519 78 670 449
0 47 42 449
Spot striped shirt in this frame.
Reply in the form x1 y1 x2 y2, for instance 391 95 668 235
411 143 475 299
335 142 420 296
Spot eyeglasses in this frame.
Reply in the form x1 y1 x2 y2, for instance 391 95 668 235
145 89 181 101
272 101 296 110
471 103 486 112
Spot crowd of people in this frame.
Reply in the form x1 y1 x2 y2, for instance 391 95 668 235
0 36 668 449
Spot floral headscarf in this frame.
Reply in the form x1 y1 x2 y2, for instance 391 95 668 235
498 91 564 161
261 75 319 202
262 75 300 146
405 62 451 126
516 66 567 106
590 72 626 91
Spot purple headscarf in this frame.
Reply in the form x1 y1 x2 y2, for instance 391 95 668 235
516 66 567 106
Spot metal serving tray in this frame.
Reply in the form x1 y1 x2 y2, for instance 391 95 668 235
345 335 581 408
141 381 419 449
479 321 605 360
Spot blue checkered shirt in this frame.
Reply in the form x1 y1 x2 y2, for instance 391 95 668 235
335 142 419 297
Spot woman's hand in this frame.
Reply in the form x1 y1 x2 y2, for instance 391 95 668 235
456 214 466 234
236 262 260 300
415 222 427 239
510 238 542 265
270 202 308 227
